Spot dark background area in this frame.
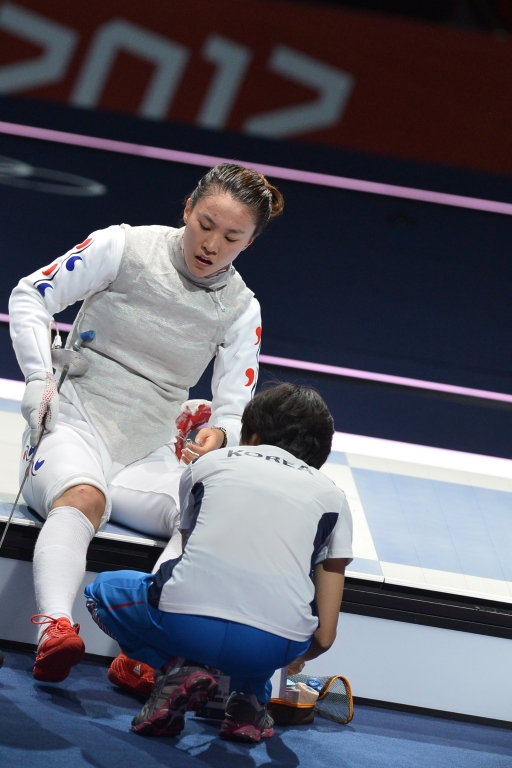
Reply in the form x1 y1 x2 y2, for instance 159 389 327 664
1 96 511 458
262 0 512 33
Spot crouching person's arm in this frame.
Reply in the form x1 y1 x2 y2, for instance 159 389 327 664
288 557 350 674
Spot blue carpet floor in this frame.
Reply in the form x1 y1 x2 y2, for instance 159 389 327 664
0 650 511 767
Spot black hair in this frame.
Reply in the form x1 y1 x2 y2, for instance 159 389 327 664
187 163 284 237
240 382 334 469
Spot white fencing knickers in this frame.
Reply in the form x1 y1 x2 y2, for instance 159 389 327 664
20 383 184 629
20 382 185 541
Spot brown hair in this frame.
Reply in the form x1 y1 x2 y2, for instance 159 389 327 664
187 163 284 237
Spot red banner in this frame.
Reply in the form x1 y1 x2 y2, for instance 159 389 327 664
0 0 511 175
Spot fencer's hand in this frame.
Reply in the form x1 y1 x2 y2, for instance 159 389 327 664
288 658 306 675
21 371 59 447
181 427 225 465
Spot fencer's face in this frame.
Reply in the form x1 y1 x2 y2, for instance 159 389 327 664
182 192 255 278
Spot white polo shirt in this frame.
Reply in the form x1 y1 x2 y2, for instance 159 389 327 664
149 445 353 642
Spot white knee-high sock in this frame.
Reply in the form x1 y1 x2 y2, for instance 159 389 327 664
33 506 95 633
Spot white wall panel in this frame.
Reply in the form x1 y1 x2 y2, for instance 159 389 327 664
304 612 512 722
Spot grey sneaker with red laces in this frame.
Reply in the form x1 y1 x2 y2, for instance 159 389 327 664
131 657 218 737
220 692 275 743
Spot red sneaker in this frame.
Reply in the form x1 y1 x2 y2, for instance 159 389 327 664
108 652 155 698
175 400 212 460
31 614 85 682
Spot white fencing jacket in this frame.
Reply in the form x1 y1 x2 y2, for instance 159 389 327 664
9 224 262 464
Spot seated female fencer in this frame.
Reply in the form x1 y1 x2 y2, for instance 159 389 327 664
9 164 283 683
85 383 353 744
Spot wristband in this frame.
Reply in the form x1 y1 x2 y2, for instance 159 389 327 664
211 426 228 448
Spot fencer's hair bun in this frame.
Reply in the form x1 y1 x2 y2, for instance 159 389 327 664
262 177 284 220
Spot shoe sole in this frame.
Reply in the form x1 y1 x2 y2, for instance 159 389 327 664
131 671 218 737
107 666 154 698
219 721 275 743
33 637 85 683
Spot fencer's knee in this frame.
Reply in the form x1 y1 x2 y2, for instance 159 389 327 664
52 484 105 531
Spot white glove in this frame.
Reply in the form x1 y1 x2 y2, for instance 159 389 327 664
21 371 59 447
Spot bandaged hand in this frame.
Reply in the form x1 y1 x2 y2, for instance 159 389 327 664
21 371 59 446
181 427 226 465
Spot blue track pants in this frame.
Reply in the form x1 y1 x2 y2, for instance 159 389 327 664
85 569 311 703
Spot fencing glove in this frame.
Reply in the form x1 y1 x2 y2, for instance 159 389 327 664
21 371 59 446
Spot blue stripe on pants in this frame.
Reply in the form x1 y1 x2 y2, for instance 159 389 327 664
85 569 311 703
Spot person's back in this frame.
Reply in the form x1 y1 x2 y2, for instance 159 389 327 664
151 443 352 643
85 382 353 744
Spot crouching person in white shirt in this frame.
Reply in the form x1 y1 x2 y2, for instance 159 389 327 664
84 383 353 744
